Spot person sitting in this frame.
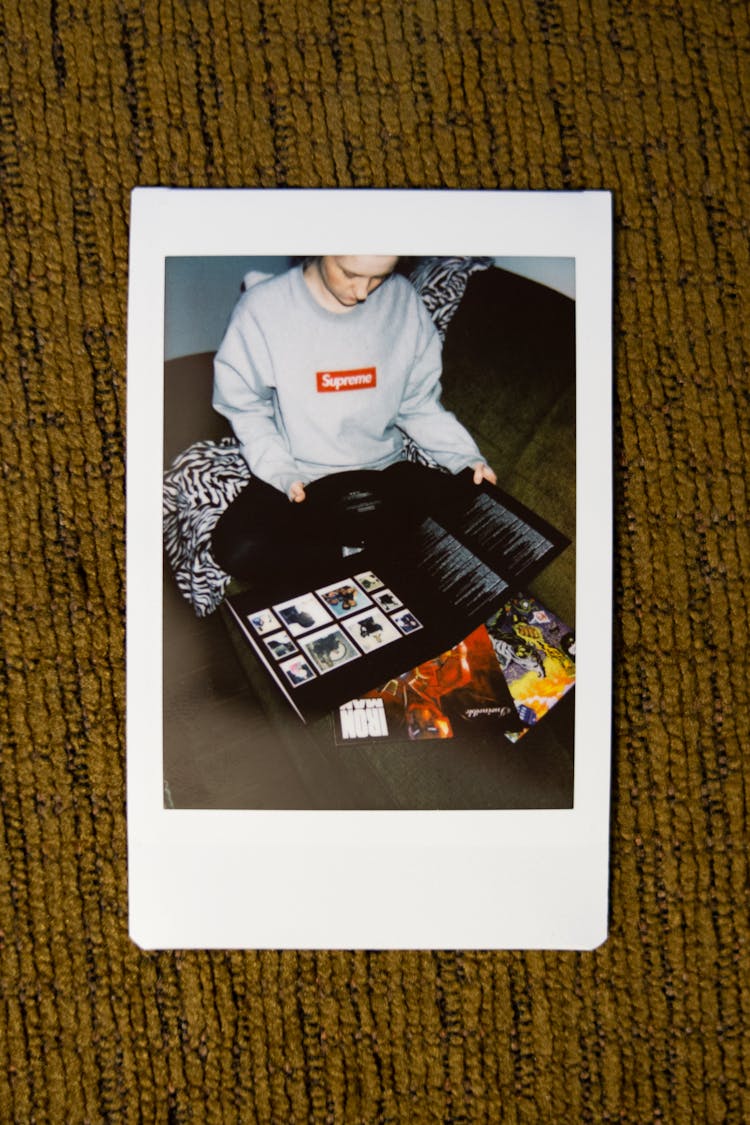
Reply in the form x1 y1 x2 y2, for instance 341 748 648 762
210 255 496 581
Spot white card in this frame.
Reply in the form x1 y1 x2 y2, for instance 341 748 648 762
127 188 612 950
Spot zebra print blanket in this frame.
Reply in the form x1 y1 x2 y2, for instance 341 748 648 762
408 256 494 341
163 438 250 616
163 257 493 617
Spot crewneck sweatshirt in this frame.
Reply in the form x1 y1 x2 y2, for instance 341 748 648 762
212 265 482 495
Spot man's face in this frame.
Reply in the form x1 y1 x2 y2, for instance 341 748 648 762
317 255 399 308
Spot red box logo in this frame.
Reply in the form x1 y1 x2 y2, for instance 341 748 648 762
317 367 377 392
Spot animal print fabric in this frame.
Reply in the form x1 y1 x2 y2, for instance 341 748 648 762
162 438 250 616
409 256 494 341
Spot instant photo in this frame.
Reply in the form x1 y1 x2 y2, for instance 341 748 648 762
342 607 401 654
273 593 332 637
248 609 278 635
316 580 373 618
263 631 297 661
128 189 613 950
393 609 422 634
354 570 384 592
372 589 402 612
280 655 316 687
299 624 361 675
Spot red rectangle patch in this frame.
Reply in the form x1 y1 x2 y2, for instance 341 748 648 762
316 367 377 392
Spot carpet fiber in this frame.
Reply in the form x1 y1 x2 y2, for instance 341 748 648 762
0 1 748 1120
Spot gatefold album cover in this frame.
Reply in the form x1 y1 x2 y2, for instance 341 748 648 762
127 188 612 950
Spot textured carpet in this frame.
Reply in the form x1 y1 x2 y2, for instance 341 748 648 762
1 1 748 1121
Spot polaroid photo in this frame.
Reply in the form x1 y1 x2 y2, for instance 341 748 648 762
354 570 385 593
273 593 332 636
342 607 401 653
372 588 402 613
316 579 373 618
280 655 317 687
392 608 423 634
128 188 612 950
248 608 278 636
263 630 297 661
299 623 362 675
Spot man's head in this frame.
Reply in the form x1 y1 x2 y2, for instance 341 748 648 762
305 255 399 312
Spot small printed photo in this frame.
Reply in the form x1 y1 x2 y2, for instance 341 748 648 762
273 593 333 636
392 608 423 635
280 655 317 687
372 588 402 613
247 608 278 636
354 570 384 593
300 624 361 675
316 580 373 618
342 608 401 654
263 630 297 661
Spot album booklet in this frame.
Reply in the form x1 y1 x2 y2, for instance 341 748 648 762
225 469 569 721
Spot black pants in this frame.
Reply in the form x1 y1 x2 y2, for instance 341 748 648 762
211 461 446 582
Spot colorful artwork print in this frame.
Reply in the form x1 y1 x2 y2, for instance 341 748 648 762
248 609 278 636
280 656 316 687
273 593 332 636
356 625 516 742
342 608 401 654
372 588 402 613
263 630 297 661
392 609 422 634
485 594 575 740
316 579 372 618
353 570 384 593
299 624 361 675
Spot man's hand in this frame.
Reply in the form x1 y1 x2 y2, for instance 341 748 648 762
472 462 497 486
288 481 307 502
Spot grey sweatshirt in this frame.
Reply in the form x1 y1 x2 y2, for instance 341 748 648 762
212 265 482 495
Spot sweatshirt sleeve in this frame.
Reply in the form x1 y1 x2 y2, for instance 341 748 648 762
212 301 303 496
394 295 483 473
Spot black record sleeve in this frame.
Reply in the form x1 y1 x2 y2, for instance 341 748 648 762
225 471 569 721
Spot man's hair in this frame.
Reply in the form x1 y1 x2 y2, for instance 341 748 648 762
293 255 410 276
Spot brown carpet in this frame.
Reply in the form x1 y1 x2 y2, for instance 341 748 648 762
1 1 748 1120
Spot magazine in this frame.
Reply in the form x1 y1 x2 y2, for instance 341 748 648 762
485 594 576 741
333 624 523 744
225 469 569 721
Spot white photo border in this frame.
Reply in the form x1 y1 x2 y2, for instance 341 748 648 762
127 188 612 950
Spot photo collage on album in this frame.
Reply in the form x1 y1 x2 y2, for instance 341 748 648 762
245 569 424 691
227 475 572 721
